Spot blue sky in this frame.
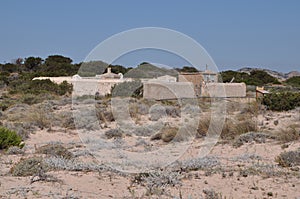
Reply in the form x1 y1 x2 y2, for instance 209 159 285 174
0 0 299 72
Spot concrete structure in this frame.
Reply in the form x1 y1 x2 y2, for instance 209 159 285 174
155 75 177 82
33 68 247 99
143 71 246 100
201 70 218 83
143 82 196 100
178 70 219 97
178 72 203 88
72 79 129 96
202 83 247 98
32 76 73 84
32 68 131 96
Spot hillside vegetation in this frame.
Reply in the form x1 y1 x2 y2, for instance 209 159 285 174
285 76 300 87
220 70 281 86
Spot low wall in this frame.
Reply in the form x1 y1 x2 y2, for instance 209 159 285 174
143 82 196 100
201 83 246 98
33 76 127 96
32 77 73 84
73 79 126 96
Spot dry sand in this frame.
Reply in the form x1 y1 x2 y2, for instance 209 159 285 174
0 100 299 199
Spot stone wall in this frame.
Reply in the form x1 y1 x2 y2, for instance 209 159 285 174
143 82 196 100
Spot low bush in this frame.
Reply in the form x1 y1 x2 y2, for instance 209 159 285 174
262 91 300 111
44 156 105 172
0 126 22 150
203 189 223 199
275 148 300 167
11 156 47 176
9 79 72 96
6 146 24 155
180 156 220 172
233 132 275 147
105 129 123 139
132 170 181 196
36 143 73 159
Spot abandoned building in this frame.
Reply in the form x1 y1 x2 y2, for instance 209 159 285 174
143 70 246 100
33 67 246 99
33 68 131 96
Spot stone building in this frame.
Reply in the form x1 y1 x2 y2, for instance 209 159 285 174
143 70 246 100
178 70 218 97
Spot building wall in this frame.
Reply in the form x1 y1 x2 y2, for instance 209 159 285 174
32 77 73 84
178 73 203 87
73 79 129 96
201 83 246 98
143 82 196 100
33 76 129 96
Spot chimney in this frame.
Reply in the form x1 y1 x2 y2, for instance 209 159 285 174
107 67 111 74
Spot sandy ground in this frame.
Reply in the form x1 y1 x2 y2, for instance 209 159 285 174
0 100 300 199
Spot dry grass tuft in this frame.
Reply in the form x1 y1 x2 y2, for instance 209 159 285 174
274 125 300 143
196 116 258 141
36 143 73 159
161 127 178 142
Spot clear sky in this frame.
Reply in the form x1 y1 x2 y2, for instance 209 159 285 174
0 0 299 72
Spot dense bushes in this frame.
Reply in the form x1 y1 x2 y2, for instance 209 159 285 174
285 76 300 87
10 79 72 96
262 91 300 111
0 126 22 150
220 70 280 86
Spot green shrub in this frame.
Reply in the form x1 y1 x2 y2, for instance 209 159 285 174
285 76 300 87
262 91 300 111
0 126 22 150
9 79 72 96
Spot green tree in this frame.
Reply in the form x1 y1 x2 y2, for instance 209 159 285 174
24 57 43 71
219 70 249 83
176 66 199 73
45 55 72 65
43 55 74 76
